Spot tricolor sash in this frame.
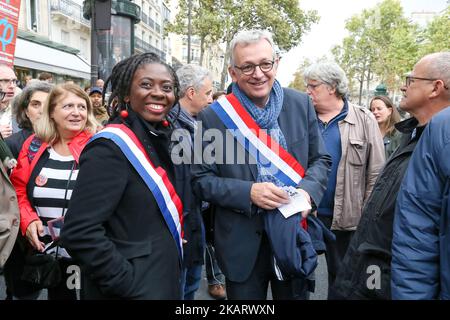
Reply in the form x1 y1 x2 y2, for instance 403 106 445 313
211 93 305 186
90 124 184 259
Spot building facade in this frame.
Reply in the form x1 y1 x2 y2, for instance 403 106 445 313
15 0 91 85
133 0 170 63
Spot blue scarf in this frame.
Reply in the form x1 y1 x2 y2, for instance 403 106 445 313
232 80 287 187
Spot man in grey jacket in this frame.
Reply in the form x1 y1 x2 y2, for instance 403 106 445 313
304 61 385 295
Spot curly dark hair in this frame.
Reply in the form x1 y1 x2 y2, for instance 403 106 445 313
104 52 180 121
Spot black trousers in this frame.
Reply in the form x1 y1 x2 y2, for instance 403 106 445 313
225 232 309 300
317 215 354 297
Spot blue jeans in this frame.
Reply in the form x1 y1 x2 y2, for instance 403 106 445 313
181 264 203 300
205 243 225 285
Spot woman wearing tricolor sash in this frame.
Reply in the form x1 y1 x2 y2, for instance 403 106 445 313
61 53 183 299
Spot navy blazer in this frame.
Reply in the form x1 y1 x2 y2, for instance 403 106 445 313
191 88 331 282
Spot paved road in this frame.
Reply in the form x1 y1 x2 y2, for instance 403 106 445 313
0 254 328 300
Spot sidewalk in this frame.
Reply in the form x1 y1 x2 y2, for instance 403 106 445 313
0 255 327 300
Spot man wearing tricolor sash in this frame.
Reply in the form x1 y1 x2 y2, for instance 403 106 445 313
192 30 332 300
61 53 184 299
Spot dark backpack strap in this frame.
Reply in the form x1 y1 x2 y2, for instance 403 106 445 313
27 136 42 164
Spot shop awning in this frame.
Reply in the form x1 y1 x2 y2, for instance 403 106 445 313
14 38 91 79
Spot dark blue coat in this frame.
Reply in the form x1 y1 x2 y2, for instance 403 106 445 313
191 88 331 282
392 107 450 300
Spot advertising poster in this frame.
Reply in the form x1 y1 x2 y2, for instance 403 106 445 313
0 0 21 67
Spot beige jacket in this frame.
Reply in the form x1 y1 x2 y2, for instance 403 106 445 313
331 103 385 231
0 161 20 267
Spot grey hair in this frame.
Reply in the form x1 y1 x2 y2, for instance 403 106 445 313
229 29 276 66
176 64 212 98
303 61 349 98
13 81 53 129
424 51 450 95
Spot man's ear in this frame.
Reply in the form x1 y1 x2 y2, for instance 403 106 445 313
229 66 238 82
186 87 195 100
430 80 446 98
124 96 130 103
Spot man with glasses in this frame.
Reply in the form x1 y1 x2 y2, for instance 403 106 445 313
391 51 450 300
0 65 20 138
331 51 450 300
192 29 331 299
303 61 385 297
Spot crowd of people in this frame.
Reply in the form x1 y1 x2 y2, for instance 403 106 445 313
0 29 449 300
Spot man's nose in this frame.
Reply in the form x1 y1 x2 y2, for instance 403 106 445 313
252 65 265 78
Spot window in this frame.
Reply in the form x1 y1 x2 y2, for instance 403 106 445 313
156 39 159 49
80 37 88 58
61 30 70 44
26 0 39 32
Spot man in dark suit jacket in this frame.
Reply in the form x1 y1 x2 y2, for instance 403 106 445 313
191 29 331 300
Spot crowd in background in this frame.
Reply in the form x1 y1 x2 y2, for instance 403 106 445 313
0 29 449 300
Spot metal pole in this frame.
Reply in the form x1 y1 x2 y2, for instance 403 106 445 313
187 0 192 63
90 1 98 86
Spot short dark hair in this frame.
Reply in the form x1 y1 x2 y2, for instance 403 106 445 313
213 91 226 100
38 72 53 81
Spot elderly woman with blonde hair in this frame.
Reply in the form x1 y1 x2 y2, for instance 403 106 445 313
9 83 98 300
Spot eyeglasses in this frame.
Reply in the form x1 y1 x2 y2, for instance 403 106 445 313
234 60 275 75
0 78 19 86
305 82 325 91
405 75 449 89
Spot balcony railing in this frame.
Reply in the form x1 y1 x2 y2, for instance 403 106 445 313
50 0 90 26
135 38 166 61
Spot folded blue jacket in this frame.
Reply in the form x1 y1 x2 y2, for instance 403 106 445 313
264 210 318 279
305 215 336 255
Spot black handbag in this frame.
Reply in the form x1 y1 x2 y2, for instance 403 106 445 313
20 161 76 290
21 253 62 289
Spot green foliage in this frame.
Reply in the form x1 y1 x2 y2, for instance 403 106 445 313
288 56 329 91
333 0 420 102
167 0 319 88
419 6 450 55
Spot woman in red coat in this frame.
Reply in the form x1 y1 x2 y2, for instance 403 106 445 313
10 83 98 299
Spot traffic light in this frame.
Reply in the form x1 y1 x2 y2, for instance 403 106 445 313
95 0 111 30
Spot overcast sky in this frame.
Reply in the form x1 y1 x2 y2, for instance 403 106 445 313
277 0 449 86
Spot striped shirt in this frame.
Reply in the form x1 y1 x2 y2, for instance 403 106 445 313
33 147 78 258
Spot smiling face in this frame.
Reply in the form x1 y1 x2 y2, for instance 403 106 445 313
228 39 277 107
126 63 176 123
51 91 88 139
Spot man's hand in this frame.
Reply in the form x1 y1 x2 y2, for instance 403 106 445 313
26 220 45 252
297 188 312 218
0 124 12 138
250 182 290 210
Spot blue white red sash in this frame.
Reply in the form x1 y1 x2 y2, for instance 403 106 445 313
211 93 305 186
90 124 184 259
